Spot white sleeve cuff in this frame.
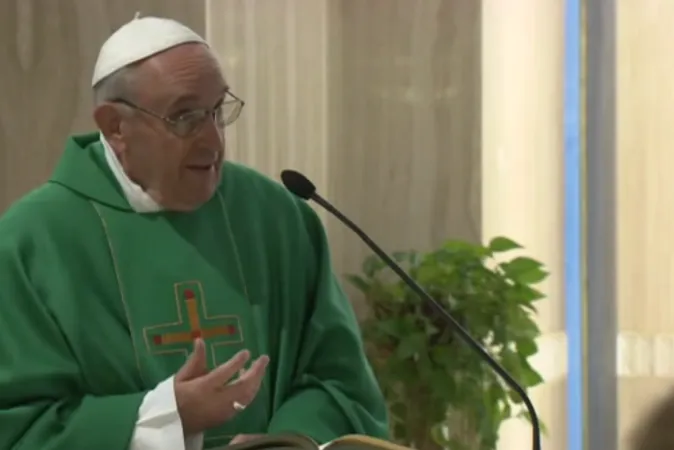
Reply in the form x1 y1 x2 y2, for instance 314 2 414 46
129 376 204 450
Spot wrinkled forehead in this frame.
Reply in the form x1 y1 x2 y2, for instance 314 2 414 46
136 43 228 108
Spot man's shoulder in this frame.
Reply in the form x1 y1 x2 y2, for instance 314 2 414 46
0 182 86 239
221 161 286 195
220 162 302 210
219 161 321 227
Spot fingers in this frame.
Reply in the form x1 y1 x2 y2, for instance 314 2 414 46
226 355 269 404
236 355 269 386
229 434 247 445
203 349 251 387
230 434 263 445
176 339 207 382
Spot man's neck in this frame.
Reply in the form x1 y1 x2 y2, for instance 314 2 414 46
100 133 163 213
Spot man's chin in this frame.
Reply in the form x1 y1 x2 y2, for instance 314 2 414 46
186 188 218 211
161 186 218 212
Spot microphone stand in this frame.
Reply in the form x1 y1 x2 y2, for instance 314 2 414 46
308 191 542 450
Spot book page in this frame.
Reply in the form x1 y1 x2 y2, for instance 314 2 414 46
321 435 411 450
225 433 318 450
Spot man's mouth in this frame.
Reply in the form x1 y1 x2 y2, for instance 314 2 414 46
186 163 216 171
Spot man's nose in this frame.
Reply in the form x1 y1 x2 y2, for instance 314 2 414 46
200 116 225 146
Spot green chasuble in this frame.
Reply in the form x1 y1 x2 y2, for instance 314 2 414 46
0 133 389 449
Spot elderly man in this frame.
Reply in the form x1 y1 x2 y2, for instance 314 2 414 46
0 15 388 450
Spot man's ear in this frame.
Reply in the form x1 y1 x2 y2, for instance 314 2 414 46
93 103 125 146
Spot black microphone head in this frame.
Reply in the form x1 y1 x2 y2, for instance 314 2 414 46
280 169 316 200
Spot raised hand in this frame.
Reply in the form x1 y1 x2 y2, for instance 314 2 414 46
174 339 269 435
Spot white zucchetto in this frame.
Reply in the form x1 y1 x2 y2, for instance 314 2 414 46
91 14 208 87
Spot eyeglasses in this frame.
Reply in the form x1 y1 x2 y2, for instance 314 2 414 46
113 91 245 138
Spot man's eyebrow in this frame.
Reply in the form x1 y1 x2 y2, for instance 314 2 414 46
166 94 200 111
167 88 229 112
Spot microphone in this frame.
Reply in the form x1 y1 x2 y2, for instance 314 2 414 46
280 169 542 450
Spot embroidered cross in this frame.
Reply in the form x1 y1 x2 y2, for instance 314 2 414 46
145 282 242 361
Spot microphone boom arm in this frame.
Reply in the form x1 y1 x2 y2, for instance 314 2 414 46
310 192 542 450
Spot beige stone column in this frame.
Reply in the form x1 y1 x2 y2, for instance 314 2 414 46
616 1 674 448
481 1 566 449
205 0 331 197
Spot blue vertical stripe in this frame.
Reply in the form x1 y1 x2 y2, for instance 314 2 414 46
564 0 583 449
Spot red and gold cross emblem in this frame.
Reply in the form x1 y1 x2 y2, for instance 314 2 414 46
143 281 243 362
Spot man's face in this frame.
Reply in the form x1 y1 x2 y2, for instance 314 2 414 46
100 43 234 211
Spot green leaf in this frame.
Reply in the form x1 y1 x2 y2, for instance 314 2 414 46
500 348 523 380
509 313 541 340
517 410 549 435
423 320 440 336
518 357 545 387
344 274 370 293
500 257 548 284
428 371 455 401
509 285 545 302
362 255 387 277
395 332 426 359
500 257 542 275
430 346 454 366
374 318 401 337
372 281 409 303
517 268 549 284
442 239 491 258
522 302 539 313
500 400 512 422
430 423 450 447
508 390 525 405
415 261 454 285
391 250 419 266
517 338 539 357
389 402 408 423
488 236 522 253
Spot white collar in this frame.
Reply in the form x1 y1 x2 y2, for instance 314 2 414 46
100 133 163 213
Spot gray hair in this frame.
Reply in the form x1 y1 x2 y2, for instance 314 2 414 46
92 66 139 106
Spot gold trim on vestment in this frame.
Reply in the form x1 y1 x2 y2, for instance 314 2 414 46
90 193 271 444
91 201 146 384
142 280 244 367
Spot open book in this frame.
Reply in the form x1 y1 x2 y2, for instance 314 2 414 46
225 434 412 450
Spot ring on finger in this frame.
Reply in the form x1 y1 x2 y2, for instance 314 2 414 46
233 401 247 411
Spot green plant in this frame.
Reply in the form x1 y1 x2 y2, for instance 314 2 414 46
347 237 547 450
